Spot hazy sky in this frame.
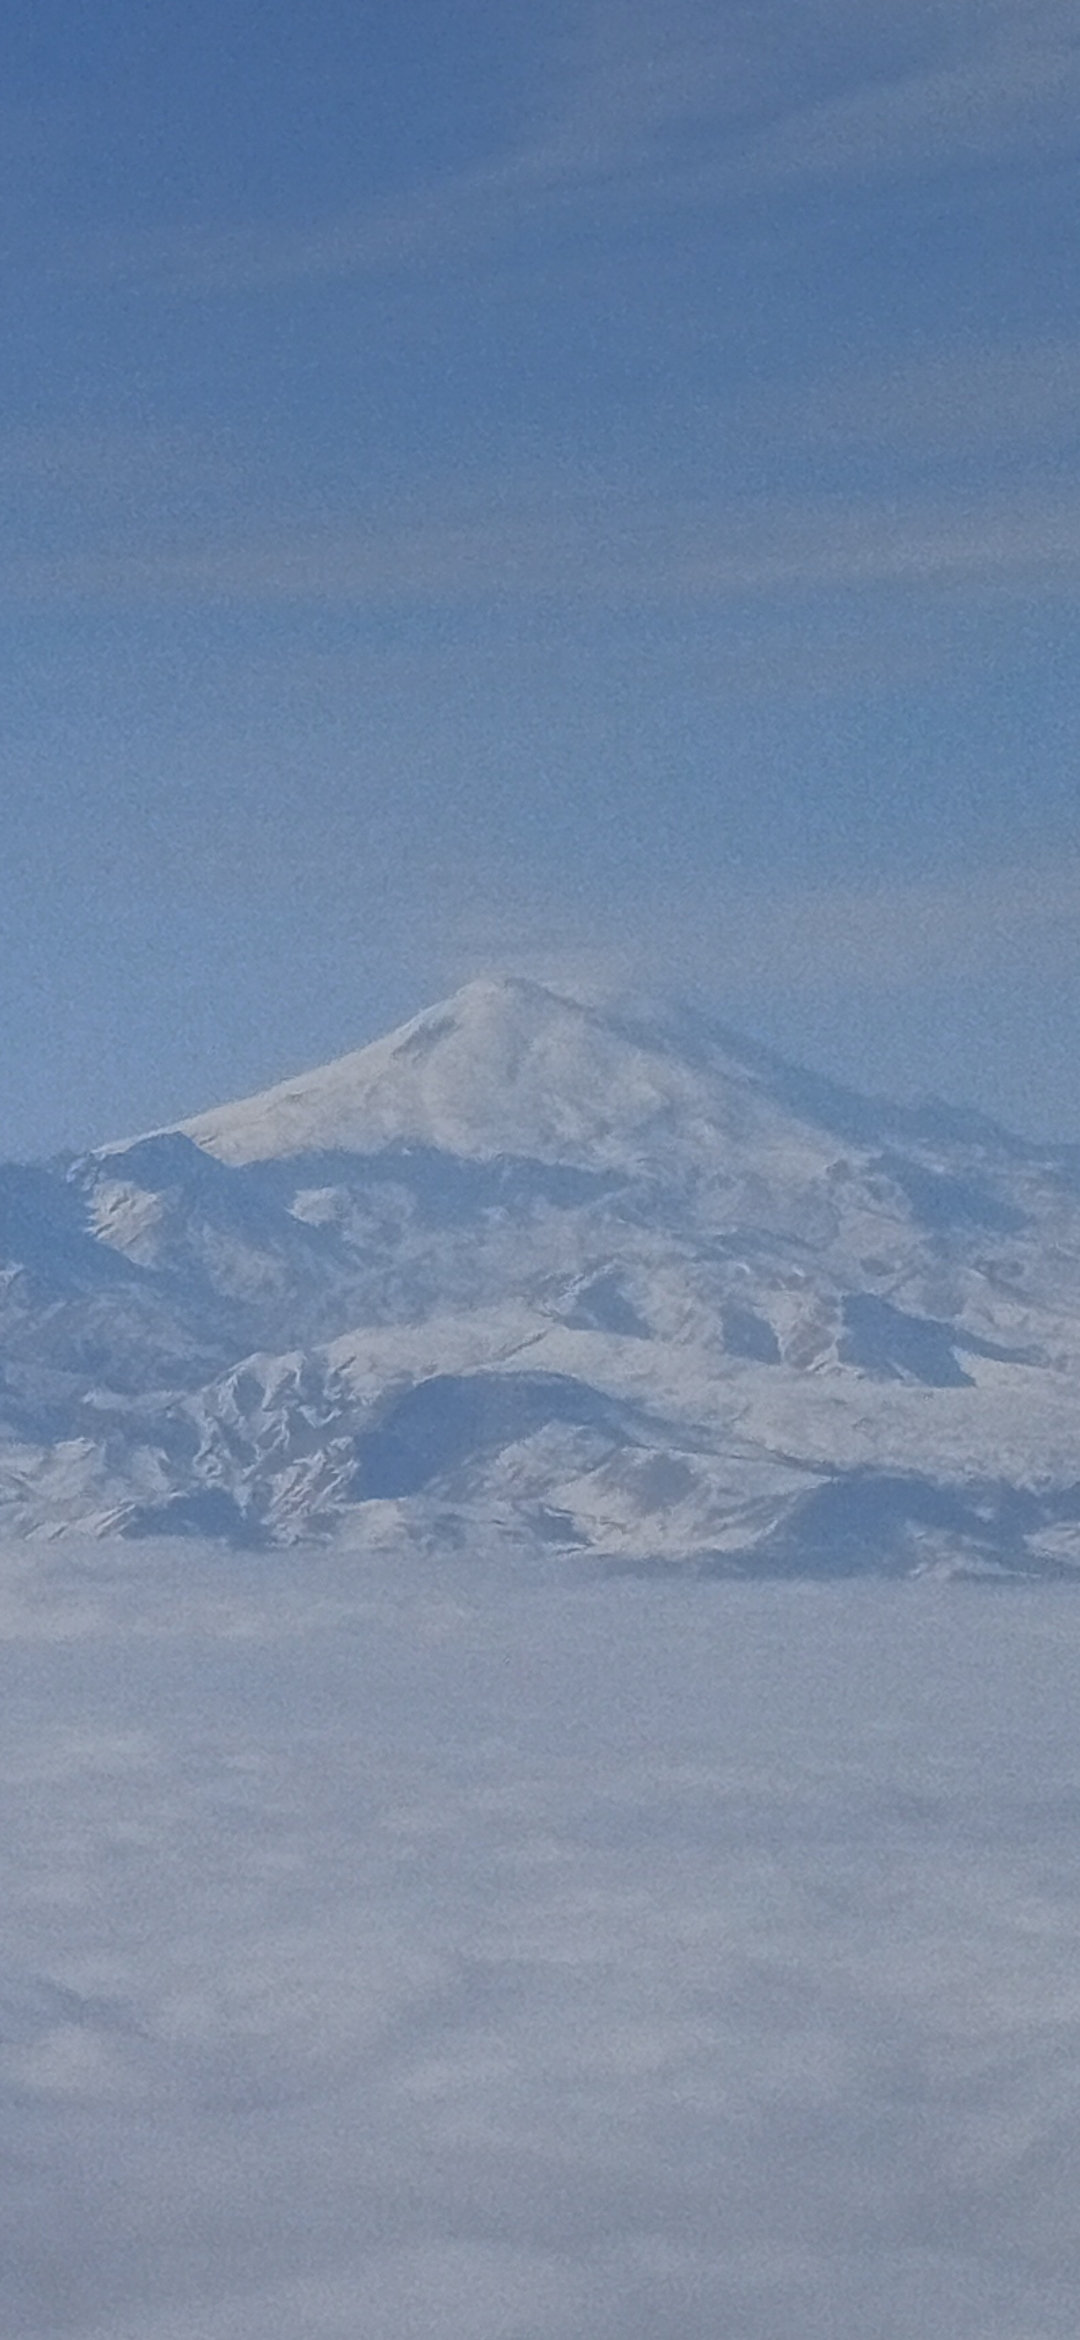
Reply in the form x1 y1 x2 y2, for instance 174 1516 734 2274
4 0 1080 1154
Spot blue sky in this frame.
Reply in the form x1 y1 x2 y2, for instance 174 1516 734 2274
3 0 1080 1154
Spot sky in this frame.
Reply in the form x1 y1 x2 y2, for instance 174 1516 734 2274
7 1550 1080 2339
3 0 1080 1155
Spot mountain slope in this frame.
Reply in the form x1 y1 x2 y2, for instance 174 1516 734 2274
4 976 1080 1572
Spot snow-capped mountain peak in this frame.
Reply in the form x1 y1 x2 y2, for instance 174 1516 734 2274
176 975 824 1176
3 974 1079 1571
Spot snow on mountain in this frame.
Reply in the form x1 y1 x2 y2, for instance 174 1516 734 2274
3 975 1080 1571
178 976 838 1179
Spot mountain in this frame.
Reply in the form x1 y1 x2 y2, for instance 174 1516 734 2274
4 974 1080 1573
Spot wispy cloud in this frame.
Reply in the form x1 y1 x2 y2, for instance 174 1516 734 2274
444 852 1080 1002
733 0 1080 191
4 473 1079 612
7 309 1080 639
733 335 1080 463
67 0 1080 295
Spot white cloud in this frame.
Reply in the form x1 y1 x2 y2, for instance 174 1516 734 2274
5 1545 1080 2336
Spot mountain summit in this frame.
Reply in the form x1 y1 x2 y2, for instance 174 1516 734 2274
177 975 833 1175
3 977 1079 1572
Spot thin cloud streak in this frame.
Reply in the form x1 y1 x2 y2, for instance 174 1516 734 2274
732 335 1080 461
735 0 1080 191
445 854 1080 1002
3 480 1079 611
63 0 1080 295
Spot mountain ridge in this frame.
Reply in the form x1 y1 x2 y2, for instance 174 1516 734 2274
3 975 1079 1573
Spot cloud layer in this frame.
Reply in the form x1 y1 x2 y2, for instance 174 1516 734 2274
4 1545 1080 2337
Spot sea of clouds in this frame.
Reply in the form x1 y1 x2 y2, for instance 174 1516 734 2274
3 1541 1080 2339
